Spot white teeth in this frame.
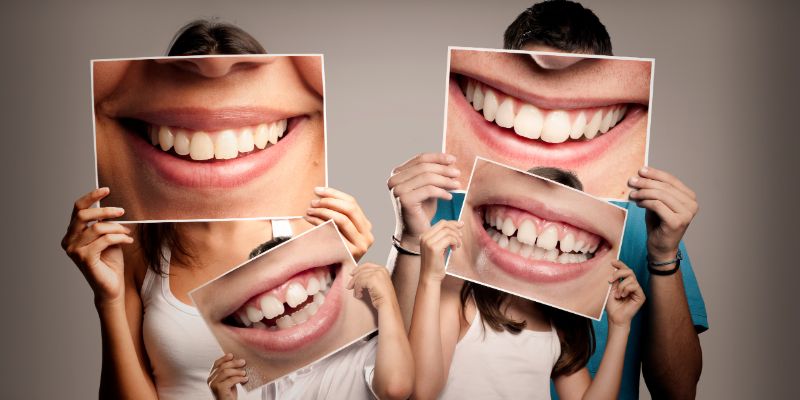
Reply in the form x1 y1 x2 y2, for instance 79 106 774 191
541 111 571 143
482 89 499 122
599 110 614 133
584 110 602 139
306 277 321 296
560 233 575 253
314 292 325 304
570 112 586 140
495 98 515 128
149 127 159 145
254 124 269 149
513 104 543 140
252 321 267 329
494 215 503 230
588 241 599 253
545 248 559 262
519 243 533 258
501 218 516 236
573 240 586 254
536 226 558 250
189 132 214 160
472 86 484 111
158 126 174 151
259 295 284 320
275 315 295 329
532 247 546 260
305 302 319 316
174 130 190 155
508 237 522 254
292 307 309 324
237 310 252 327
237 127 255 153
285 283 308 308
214 130 238 160
245 306 263 323
516 220 538 246
465 80 475 102
268 123 279 145
557 253 571 264
497 235 509 249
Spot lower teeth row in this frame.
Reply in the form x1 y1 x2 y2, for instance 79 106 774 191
487 227 592 264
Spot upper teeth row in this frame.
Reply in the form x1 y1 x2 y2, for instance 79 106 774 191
485 213 598 254
237 269 332 327
149 120 287 161
488 228 590 264
464 79 626 144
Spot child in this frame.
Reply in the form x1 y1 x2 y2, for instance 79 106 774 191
408 169 645 399
208 259 413 400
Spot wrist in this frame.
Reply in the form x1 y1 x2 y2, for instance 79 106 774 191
94 296 125 313
398 233 422 252
607 320 632 333
647 247 679 265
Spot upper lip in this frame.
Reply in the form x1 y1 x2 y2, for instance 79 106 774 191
214 252 344 322
122 107 300 132
477 194 612 245
450 71 648 110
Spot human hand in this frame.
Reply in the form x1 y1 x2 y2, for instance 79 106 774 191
387 153 461 250
60 187 133 307
419 220 463 283
628 167 699 263
305 187 374 261
347 263 398 310
606 260 646 328
207 353 248 400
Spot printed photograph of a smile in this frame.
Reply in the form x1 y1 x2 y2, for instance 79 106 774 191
443 48 653 200
446 158 626 319
93 55 327 222
190 221 377 390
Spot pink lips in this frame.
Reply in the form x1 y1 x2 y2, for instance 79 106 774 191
448 77 647 169
127 115 305 189
224 264 343 353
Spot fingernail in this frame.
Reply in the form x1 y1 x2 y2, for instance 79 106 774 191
99 187 110 193
445 154 456 163
311 199 320 207
314 186 326 194
114 207 125 215
629 176 638 184
450 168 461 176
306 208 315 214
640 166 648 174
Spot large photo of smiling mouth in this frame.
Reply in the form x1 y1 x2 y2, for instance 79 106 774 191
475 203 611 283
222 263 342 353
118 112 308 188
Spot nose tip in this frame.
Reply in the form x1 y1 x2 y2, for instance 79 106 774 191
158 56 271 78
530 54 583 70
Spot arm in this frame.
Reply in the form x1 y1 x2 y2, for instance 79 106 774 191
408 221 464 400
386 153 461 329
61 188 158 399
349 263 414 400
629 167 703 398
554 261 645 400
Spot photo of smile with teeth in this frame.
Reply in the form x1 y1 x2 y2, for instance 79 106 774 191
93 54 326 221
189 221 377 391
446 158 626 319
444 47 653 200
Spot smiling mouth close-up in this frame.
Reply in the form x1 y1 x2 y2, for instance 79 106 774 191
117 108 309 188
221 263 342 353
473 201 612 283
451 74 647 166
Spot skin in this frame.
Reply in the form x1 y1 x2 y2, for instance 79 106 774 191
445 49 651 199
388 152 703 397
94 55 326 220
61 186 373 399
448 160 625 318
408 220 645 399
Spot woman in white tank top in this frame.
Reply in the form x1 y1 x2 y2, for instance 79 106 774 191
409 218 646 400
62 184 374 399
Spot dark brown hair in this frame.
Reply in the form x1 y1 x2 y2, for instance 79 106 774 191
137 19 266 274
503 0 612 55
459 166 595 377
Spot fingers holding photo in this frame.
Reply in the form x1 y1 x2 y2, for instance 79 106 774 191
208 353 248 400
305 187 374 261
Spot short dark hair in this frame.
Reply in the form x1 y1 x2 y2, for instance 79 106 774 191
503 0 612 55
248 236 291 260
527 166 583 191
167 19 266 56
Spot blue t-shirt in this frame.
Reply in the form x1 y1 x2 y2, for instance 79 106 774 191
432 193 708 400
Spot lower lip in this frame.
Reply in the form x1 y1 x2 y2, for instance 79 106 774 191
473 209 608 283
128 118 305 189
449 78 646 168
225 265 343 353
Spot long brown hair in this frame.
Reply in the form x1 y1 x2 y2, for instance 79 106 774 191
459 166 595 377
137 19 266 274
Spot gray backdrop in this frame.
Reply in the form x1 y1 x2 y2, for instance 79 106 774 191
2 0 798 398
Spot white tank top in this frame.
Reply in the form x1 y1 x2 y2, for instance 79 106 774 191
438 309 561 400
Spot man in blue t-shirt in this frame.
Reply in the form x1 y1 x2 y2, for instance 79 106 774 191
387 1 706 399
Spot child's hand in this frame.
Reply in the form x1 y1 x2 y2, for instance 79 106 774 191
60 187 133 307
347 263 397 310
606 260 646 328
419 220 463 282
207 353 248 400
305 187 374 261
